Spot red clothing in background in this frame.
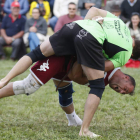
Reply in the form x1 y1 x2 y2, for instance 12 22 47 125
54 14 83 32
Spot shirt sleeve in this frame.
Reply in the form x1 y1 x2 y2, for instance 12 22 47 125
108 50 132 68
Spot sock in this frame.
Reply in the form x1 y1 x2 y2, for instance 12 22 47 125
66 110 82 126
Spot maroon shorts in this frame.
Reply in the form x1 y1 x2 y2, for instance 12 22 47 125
30 56 72 85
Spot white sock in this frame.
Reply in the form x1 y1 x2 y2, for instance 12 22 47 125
66 110 82 126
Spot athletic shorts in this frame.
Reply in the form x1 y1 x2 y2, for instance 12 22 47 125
49 22 105 71
30 56 73 85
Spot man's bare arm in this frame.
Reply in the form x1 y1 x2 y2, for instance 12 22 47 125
68 61 88 85
84 7 107 20
1 29 8 40
105 60 114 72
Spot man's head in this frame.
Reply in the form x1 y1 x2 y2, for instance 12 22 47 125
32 8 40 19
131 40 140 59
110 4 121 17
68 2 77 17
109 70 136 95
11 1 20 16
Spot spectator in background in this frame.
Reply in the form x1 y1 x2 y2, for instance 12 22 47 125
110 3 127 23
126 12 140 40
47 0 55 17
4 0 29 16
24 8 47 51
54 2 82 32
78 0 102 18
0 2 26 60
105 0 124 12
30 0 50 22
49 0 78 31
121 0 140 21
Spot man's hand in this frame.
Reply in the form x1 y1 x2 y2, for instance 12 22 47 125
85 3 95 10
5 37 12 45
29 26 37 32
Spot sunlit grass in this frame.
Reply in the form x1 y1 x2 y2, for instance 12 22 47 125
0 60 139 140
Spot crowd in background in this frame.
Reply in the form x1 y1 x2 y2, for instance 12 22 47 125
0 0 140 65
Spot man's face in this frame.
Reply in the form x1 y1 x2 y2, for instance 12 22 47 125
32 9 40 19
68 4 77 16
11 7 20 16
109 75 134 94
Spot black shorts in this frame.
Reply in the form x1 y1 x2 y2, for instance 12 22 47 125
49 22 105 71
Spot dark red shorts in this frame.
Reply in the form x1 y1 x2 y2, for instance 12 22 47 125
30 56 72 85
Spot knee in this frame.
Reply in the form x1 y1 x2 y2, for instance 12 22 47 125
28 32 37 40
89 78 105 99
12 38 22 46
58 83 75 107
13 74 41 95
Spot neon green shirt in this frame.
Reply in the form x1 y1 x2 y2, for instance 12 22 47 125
74 12 132 68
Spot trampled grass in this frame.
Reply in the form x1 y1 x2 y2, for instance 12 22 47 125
0 60 140 140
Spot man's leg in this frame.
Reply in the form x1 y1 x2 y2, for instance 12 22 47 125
28 32 40 51
49 16 58 31
0 74 41 99
0 37 55 89
11 38 22 59
79 65 104 138
53 80 82 126
0 37 7 58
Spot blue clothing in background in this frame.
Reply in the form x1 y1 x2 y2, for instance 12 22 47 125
3 0 29 15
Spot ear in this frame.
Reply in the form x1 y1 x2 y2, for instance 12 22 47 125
124 75 129 80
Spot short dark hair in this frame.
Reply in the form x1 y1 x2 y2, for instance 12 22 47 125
68 2 76 6
131 40 140 59
33 7 40 12
124 74 136 96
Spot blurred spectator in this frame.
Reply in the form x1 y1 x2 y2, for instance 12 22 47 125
0 2 26 60
110 3 127 23
78 0 102 18
0 0 3 22
30 0 50 22
126 12 140 40
49 0 78 31
54 2 83 32
24 8 47 51
47 0 55 17
105 0 124 12
121 0 140 21
4 0 29 16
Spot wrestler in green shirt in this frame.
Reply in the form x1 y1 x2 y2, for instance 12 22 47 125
74 12 132 68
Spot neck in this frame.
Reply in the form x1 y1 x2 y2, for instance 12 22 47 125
68 14 75 19
133 25 138 30
109 69 120 82
11 14 18 19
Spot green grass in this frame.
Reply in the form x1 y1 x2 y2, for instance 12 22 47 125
0 60 140 140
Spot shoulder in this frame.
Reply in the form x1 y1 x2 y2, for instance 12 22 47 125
75 15 83 19
40 17 46 22
31 1 37 5
43 1 49 4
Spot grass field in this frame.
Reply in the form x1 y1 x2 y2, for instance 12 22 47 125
0 59 140 140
